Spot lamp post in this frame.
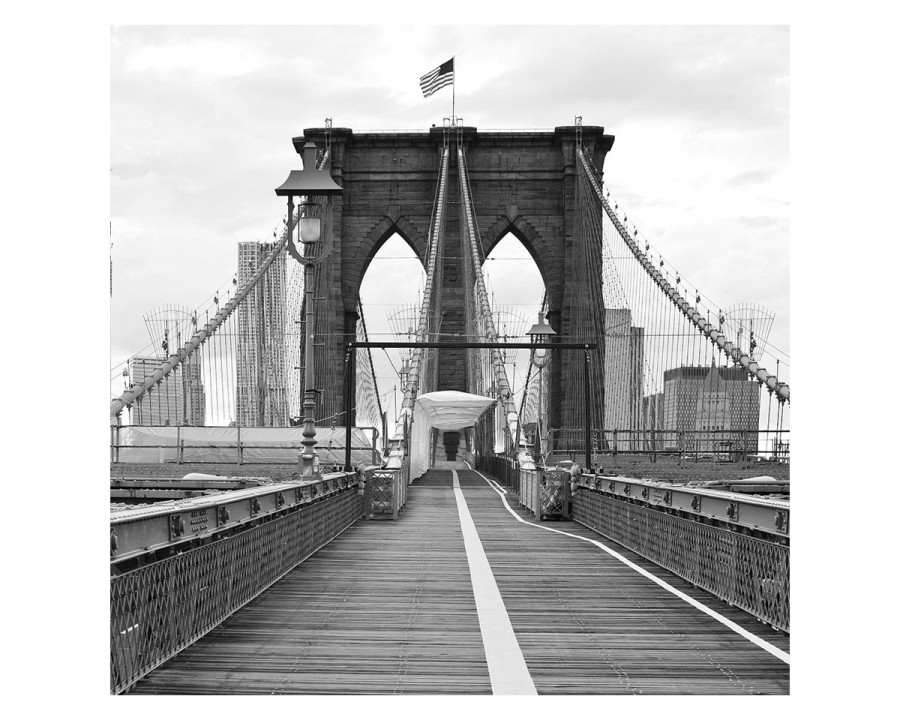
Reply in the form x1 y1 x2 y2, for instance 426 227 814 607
275 141 343 478
399 360 410 396
395 360 411 461
525 311 556 466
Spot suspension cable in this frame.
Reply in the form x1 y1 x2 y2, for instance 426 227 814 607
110 148 334 420
457 143 520 444
577 147 789 404
395 144 450 433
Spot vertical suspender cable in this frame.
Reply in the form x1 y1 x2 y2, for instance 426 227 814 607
457 143 521 449
396 145 449 434
579 148 789 403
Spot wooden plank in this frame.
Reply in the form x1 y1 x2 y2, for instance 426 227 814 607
129 467 789 695
458 469 789 695
130 485 491 694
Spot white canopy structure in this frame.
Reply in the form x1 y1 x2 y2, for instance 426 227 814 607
410 391 497 479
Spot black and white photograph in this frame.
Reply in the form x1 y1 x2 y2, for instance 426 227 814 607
5 6 894 717
107 22 792 697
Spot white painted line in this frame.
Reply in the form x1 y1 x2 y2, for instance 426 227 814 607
465 463 790 666
452 470 537 695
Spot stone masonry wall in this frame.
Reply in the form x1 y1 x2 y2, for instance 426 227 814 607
299 126 614 431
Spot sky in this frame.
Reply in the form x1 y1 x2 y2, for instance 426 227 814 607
6 8 900 717
109 25 790 432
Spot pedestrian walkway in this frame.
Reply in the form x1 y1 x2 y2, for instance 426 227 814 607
130 466 789 694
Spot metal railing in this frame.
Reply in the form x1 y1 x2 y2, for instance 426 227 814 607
110 425 383 467
571 477 789 632
477 456 568 521
546 429 790 465
366 458 409 520
517 467 569 520
474 458 789 631
110 481 364 694
475 454 520 495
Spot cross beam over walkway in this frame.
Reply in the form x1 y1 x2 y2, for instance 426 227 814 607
130 466 789 695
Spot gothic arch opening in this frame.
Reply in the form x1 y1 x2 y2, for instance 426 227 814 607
346 216 428 314
482 231 546 452
358 233 427 437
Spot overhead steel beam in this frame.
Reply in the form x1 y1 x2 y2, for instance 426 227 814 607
349 341 596 350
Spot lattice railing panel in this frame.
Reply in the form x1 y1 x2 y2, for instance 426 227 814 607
369 469 397 516
540 474 567 518
367 465 408 519
572 488 789 632
110 488 363 694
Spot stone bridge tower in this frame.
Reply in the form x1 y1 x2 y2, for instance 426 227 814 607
299 125 615 433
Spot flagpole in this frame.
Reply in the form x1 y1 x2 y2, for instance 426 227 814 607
452 56 456 125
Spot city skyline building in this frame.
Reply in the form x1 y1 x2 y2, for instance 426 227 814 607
235 241 289 427
127 355 205 426
661 362 760 453
603 308 645 448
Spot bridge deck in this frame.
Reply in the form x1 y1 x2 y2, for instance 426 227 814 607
130 466 789 695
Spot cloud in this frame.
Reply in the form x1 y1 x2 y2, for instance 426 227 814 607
464 26 788 131
728 169 775 187
738 215 784 229
122 36 267 78
110 25 791 408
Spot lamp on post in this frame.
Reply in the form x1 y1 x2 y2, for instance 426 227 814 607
399 360 411 394
275 140 343 478
525 312 556 466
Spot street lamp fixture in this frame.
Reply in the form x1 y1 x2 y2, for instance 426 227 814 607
526 311 555 368
276 141 341 264
275 140 343 478
528 312 593 471
399 360 411 392
526 311 555 342
298 203 323 243
525 312 556 465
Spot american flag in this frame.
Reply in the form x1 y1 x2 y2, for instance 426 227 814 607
419 58 454 98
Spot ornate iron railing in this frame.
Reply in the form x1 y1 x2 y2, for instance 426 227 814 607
571 483 789 632
517 467 568 520
546 428 790 463
366 459 409 520
475 454 520 495
110 485 364 694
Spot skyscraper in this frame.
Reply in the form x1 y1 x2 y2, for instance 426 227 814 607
128 356 205 426
235 241 289 427
603 308 645 447
661 362 760 453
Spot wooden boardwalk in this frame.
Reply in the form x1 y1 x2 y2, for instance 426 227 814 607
130 466 789 695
